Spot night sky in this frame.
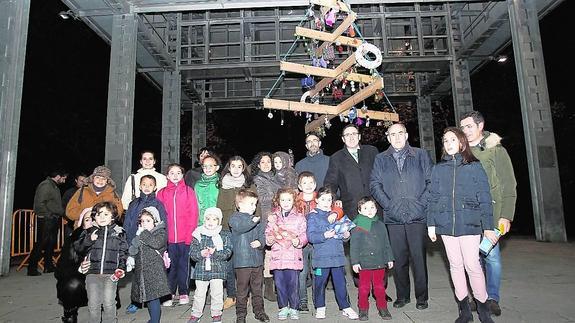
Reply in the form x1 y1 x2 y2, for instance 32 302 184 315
15 1 574 237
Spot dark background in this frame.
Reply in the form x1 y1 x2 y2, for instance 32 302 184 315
15 1 574 238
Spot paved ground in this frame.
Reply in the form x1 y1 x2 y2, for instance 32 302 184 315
1 237 574 323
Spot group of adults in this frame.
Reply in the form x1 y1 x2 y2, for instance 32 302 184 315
27 109 515 320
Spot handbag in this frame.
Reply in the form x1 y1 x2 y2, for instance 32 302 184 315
156 250 171 268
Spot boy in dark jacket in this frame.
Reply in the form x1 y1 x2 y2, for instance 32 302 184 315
351 197 394 321
228 189 270 323
77 201 128 323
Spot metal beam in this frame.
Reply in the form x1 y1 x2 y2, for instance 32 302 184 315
105 14 138 193
162 71 181 170
0 0 30 277
449 12 474 122
416 95 436 162
508 0 566 242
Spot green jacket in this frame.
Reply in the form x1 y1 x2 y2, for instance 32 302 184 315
33 177 64 219
194 174 220 226
471 132 517 225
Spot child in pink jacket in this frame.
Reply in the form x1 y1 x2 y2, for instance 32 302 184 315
157 163 199 307
265 188 308 320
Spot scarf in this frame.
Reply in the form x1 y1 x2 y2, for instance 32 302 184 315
392 145 409 172
92 184 106 195
192 225 224 251
221 174 245 189
353 214 378 232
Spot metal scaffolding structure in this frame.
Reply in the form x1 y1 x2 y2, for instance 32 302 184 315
0 0 568 274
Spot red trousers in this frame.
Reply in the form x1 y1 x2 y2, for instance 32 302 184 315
358 268 387 310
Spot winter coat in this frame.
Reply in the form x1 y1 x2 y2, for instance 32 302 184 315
324 145 379 219
189 229 232 281
370 144 433 224
124 192 168 244
273 151 298 189
299 192 317 217
128 222 171 303
78 223 128 274
470 132 517 224
156 180 199 245
265 208 308 271
55 227 88 308
194 173 220 226
427 154 494 236
216 184 259 230
33 177 64 219
184 166 203 188
120 168 168 210
253 171 281 220
307 208 348 268
350 217 394 270
229 211 265 268
66 185 124 223
295 149 330 188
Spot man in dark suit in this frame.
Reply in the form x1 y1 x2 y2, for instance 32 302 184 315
324 124 379 220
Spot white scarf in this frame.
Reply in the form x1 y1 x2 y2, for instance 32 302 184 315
221 173 246 189
192 225 224 251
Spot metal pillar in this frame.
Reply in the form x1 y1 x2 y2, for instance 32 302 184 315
448 11 474 123
105 14 137 191
162 71 181 171
192 104 207 161
0 0 30 276
508 0 566 242
417 95 436 162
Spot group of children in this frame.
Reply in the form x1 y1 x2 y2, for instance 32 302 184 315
74 154 396 323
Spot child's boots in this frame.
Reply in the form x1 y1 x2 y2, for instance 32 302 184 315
455 296 473 323
476 299 494 323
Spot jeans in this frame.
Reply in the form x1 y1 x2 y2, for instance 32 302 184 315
28 216 59 269
86 274 118 323
298 244 312 305
481 243 501 302
146 298 161 323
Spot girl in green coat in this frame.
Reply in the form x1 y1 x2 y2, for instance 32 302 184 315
195 155 221 226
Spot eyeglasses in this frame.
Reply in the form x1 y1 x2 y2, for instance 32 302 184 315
460 124 475 130
306 138 320 144
342 132 359 139
387 131 406 138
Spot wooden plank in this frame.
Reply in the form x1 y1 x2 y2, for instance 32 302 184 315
310 0 351 12
304 109 399 133
333 54 357 75
280 61 335 78
346 73 374 84
335 78 383 115
295 27 361 47
317 12 357 55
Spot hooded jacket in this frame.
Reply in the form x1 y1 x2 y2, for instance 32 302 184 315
78 223 128 275
265 208 308 271
427 154 494 236
124 192 168 243
66 184 124 224
273 151 298 189
157 180 199 245
229 211 265 268
307 208 348 268
120 168 168 210
253 171 281 220
470 132 517 224
295 149 330 188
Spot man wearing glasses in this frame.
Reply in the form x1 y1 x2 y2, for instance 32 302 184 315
324 124 378 220
369 122 433 310
295 132 330 187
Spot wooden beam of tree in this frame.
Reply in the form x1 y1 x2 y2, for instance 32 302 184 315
316 12 357 54
280 59 372 83
295 27 361 48
304 108 399 133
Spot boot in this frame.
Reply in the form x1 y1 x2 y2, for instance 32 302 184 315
476 299 494 323
264 277 276 302
455 297 473 323
62 307 78 323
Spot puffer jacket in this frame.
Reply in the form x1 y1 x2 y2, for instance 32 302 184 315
66 184 124 223
124 192 168 243
78 223 128 274
229 211 265 268
120 168 168 210
216 184 259 230
194 173 220 226
470 131 517 224
427 154 493 236
128 222 170 303
370 144 433 224
33 177 64 219
157 180 199 245
350 217 394 270
265 208 308 271
189 229 232 281
307 208 348 268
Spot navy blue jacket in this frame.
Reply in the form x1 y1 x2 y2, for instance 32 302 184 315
307 208 348 268
370 144 433 224
229 211 265 268
295 149 330 188
124 192 168 244
427 154 493 236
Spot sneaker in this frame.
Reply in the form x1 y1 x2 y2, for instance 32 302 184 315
179 295 190 305
342 307 359 320
162 295 177 307
187 315 200 323
298 302 309 313
278 307 290 320
125 303 138 314
488 299 501 316
223 297 236 309
315 307 326 319
358 310 368 321
255 312 270 322
212 315 222 323
378 308 392 320
290 308 300 320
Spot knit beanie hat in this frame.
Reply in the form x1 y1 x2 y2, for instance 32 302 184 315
87 165 116 188
141 206 162 223
204 207 223 224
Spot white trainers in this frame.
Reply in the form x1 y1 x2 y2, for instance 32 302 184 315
290 308 300 320
179 295 190 305
342 307 359 320
315 307 326 319
278 307 290 320
162 299 173 307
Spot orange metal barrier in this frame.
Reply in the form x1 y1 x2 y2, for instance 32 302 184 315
11 209 66 271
